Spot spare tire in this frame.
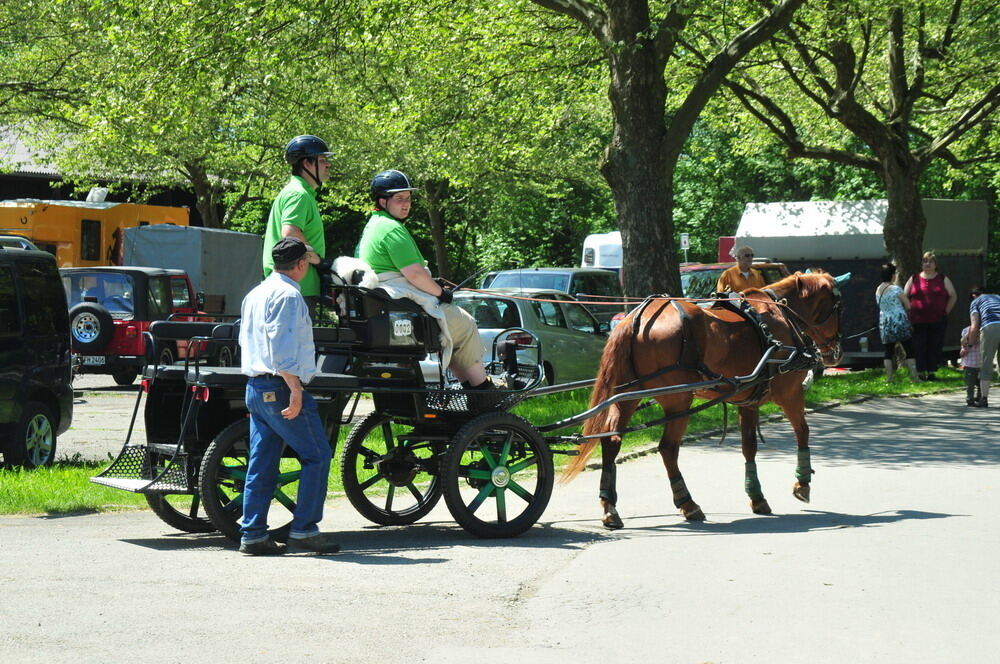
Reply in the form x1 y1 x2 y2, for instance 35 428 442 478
69 302 114 352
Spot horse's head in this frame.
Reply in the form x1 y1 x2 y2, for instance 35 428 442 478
794 271 843 366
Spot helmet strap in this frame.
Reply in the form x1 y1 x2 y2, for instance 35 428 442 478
300 158 321 188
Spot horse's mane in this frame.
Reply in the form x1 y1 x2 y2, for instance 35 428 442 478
766 270 833 298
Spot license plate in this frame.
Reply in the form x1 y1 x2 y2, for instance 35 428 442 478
81 356 106 366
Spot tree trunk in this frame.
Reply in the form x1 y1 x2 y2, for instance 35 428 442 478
600 14 678 298
880 155 926 283
424 179 451 280
186 162 222 228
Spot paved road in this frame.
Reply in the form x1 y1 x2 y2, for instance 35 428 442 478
1 391 997 663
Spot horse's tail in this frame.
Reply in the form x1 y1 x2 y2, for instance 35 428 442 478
561 314 637 483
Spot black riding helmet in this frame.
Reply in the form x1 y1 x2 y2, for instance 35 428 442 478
285 135 332 186
371 170 418 205
284 135 332 165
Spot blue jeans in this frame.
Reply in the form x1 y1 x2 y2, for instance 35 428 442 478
242 376 332 544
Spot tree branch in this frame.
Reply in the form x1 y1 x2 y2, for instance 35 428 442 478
529 0 610 46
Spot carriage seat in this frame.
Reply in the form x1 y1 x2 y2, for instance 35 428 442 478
187 366 359 391
338 286 442 353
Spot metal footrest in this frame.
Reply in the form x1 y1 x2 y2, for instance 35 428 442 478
89 444 191 493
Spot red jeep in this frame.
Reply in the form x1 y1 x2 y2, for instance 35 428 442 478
60 267 224 385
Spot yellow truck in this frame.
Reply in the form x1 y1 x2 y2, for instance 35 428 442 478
0 199 189 267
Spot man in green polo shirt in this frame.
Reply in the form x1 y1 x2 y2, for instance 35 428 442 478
358 170 490 390
262 135 330 316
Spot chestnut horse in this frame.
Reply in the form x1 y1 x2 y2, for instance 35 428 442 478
564 272 842 529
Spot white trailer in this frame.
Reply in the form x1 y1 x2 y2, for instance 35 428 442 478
581 230 622 271
735 199 988 365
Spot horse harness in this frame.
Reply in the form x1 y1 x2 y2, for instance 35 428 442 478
620 291 822 406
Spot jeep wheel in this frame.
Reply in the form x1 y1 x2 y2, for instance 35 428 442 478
215 345 234 367
158 345 175 366
69 303 114 352
112 369 139 386
7 401 57 468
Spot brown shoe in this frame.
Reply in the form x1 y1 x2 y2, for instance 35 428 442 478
239 538 287 556
288 532 341 554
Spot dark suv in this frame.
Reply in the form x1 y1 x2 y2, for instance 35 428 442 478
60 267 209 385
0 244 73 467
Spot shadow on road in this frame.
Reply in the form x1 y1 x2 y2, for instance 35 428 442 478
118 518 603 562
551 508 957 538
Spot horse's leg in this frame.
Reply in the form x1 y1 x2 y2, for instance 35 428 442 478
740 406 771 514
598 401 637 530
656 415 705 521
777 392 813 503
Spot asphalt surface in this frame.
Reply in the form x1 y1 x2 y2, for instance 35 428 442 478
1 386 997 663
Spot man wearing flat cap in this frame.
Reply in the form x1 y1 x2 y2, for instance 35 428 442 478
237 237 340 555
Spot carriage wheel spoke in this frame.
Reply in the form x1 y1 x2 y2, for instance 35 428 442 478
406 482 425 502
477 443 498 469
380 421 395 449
384 485 395 512
465 468 492 481
506 479 533 503
467 483 494 515
508 455 537 474
498 432 514 466
188 494 202 519
359 472 385 491
495 488 507 522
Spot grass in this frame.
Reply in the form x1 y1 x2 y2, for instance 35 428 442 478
0 366 969 517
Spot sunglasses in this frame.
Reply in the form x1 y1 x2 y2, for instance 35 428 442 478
739 253 754 258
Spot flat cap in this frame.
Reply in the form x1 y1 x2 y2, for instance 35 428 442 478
272 237 308 265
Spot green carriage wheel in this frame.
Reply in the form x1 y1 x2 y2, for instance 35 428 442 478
340 412 442 526
442 412 553 538
199 419 304 542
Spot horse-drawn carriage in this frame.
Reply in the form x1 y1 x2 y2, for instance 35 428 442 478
92 272 842 539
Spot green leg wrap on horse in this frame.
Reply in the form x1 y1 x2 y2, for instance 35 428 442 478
669 475 693 509
796 447 814 484
744 461 764 500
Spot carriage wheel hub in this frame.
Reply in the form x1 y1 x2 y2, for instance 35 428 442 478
491 466 510 488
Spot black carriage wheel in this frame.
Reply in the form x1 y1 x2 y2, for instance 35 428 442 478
340 412 442 526
442 412 553 538
5 401 57 468
199 418 304 542
145 493 216 533
69 303 114 352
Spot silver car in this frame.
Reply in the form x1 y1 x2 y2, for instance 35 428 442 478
421 288 608 385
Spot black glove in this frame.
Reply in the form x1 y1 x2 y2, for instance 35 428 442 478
314 257 334 276
437 287 453 304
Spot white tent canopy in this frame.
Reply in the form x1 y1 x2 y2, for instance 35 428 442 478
735 199 988 261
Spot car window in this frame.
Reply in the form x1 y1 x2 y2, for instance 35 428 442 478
572 273 619 298
169 277 192 309
760 267 784 285
147 277 172 318
20 260 69 335
681 269 724 298
490 272 571 292
531 298 566 328
0 265 21 337
457 296 508 328
63 272 136 317
556 295 598 333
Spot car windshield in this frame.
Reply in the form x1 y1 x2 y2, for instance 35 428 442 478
488 272 571 292
63 272 135 318
681 269 724 298
456 296 521 328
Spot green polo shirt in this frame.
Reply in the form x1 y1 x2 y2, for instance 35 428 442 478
262 176 325 297
357 210 425 273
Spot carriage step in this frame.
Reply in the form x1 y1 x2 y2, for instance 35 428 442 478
90 476 189 493
90 444 192 494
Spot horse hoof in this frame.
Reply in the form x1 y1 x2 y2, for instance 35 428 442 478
793 482 811 503
751 499 772 515
681 504 705 521
602 513 624 530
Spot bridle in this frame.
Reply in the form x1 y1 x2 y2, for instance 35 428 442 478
768 283 843 361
